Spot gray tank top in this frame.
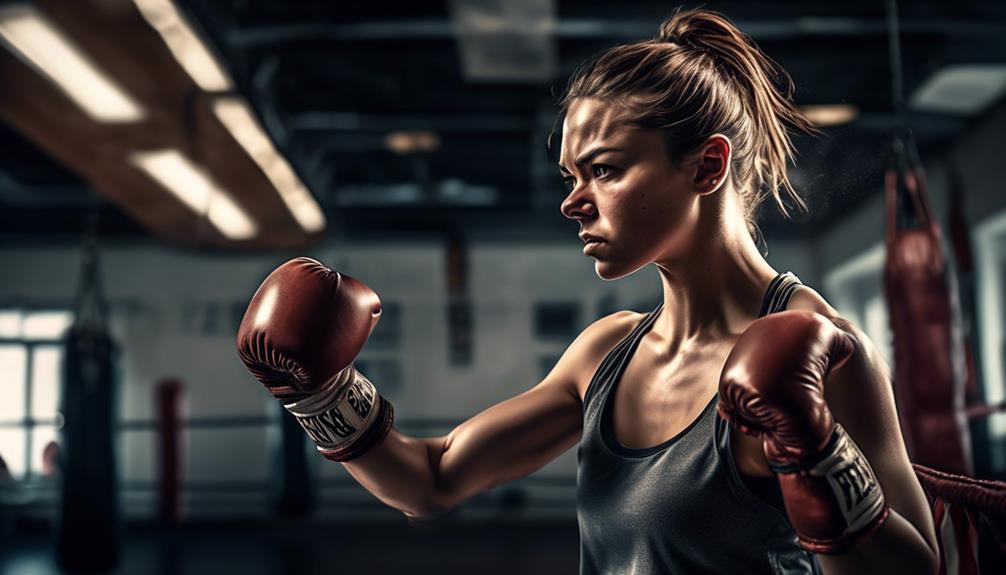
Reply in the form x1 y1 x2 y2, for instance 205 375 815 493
576 272 822 574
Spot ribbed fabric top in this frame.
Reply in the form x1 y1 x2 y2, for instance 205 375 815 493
576 272 822 574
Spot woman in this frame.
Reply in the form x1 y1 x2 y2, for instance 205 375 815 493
236 8 939 575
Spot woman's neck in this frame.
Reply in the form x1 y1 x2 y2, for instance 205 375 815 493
650 187 778 354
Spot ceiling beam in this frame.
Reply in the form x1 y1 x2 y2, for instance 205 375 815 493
288 112 533 133
0 0 322 249
227 18 1006 48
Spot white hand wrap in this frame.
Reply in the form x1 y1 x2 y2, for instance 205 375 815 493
284 364 381 452
808 424 886 533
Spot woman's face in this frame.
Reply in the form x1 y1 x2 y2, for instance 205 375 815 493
559 98 703 280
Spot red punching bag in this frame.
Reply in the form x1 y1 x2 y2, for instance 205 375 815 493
156 379 185 524
883 135 972 475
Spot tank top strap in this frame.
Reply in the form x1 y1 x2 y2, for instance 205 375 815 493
710 270 821 571
715 270 806 504
582 302 663 413
758 272 803 318
585 271 799 414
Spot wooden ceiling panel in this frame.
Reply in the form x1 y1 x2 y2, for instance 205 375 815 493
0 0 323 249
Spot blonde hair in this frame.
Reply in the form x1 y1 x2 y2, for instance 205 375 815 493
559 9 817 236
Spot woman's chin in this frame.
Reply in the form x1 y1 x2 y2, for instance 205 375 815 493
594 258 644 281
591 259 631 281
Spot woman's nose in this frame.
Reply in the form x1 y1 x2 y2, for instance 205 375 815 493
561 186 596 221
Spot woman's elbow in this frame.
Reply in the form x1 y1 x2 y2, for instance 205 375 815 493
401 490 457 523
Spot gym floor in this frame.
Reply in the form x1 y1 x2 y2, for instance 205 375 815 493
1 520 582 575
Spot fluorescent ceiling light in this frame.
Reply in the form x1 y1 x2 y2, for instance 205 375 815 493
129 149 257 240
451 0 555 82
911 64 1006 116
800 104 858 127
212 97 326 233
133 0 233 92
0 4 145 122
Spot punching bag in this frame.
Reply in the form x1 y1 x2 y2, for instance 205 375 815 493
57 244 121 571
883 135 972 475
156 379 184 525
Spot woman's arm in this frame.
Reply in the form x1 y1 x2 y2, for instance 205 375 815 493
235 257 636 520
788 291 939 574
342 311 638 518
815 316 939 574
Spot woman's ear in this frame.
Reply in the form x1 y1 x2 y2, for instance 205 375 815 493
693 134 731 195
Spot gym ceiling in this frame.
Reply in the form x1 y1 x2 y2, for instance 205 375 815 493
1 0 1004 247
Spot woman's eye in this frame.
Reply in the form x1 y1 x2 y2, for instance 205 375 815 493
562 176 576 191
592 165 611 178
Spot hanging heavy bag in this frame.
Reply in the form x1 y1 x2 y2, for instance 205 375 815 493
57 245 121 571
882 135 972 475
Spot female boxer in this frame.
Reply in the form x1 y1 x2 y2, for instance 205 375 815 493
237 9 939 574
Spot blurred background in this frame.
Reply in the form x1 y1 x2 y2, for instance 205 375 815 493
0 0 1004 573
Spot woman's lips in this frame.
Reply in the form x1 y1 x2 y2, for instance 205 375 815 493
583 239 605 254
579 232 606 255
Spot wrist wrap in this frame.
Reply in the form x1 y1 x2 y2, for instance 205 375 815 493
770 424 890 554
284 365 395 461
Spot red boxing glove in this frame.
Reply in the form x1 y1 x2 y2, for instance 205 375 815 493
717 311 890 554
236 257 394 461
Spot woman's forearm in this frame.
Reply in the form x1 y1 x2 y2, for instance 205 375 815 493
817 510 938 575
341 380 584 520
342 429 447 518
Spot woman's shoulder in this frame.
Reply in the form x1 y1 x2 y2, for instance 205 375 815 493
784 284 841 319
583 308 647 346
784 284 881 368
554 309 645 366
564 309 647 399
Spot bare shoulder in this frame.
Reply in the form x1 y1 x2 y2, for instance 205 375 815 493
782 286 896 416
785 285 887 372
784 285 840 318
578 309 644 350
554 310 644 401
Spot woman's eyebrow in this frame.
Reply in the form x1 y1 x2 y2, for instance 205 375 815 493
558 146 625 172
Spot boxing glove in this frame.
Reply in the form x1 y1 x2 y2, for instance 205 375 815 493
236 257 394 461
717 310 890 554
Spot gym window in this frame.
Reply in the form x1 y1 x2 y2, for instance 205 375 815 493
0 308 73 480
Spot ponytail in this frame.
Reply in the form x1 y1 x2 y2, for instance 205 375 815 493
561 9 817 233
